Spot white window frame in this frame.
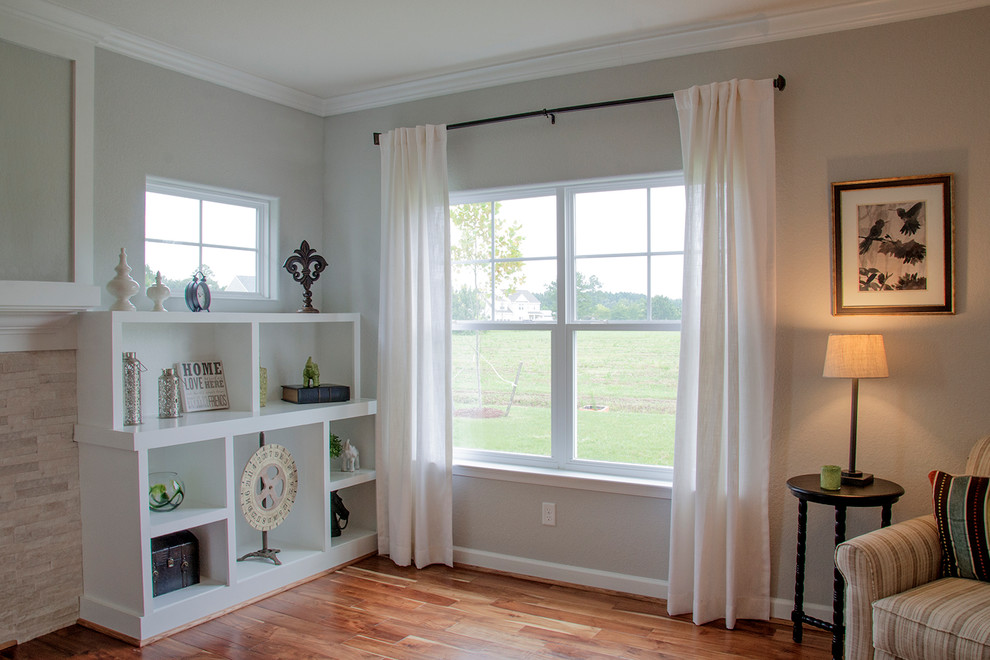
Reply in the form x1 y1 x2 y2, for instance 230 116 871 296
451 172 683 482
144 176 278 301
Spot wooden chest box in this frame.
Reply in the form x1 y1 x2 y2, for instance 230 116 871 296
151 530 199 597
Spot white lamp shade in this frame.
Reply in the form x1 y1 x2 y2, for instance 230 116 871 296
823 334 888 379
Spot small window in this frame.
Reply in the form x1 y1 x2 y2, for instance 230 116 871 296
144 177 277 299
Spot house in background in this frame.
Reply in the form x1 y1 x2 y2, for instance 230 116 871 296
2 0 990 648
495 290 553 322
225 275 256 293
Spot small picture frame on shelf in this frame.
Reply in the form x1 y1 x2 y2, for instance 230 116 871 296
175 360 229 412
830 173 954 315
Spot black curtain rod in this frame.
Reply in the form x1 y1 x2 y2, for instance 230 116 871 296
373 75 785 145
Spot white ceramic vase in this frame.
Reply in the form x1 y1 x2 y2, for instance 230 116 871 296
107 248 140 311
146 271 170 312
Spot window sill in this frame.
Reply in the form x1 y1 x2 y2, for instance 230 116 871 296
453 460 671 499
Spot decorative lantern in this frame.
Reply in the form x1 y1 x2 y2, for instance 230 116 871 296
122 352 146 425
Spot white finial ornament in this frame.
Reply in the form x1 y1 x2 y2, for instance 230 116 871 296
146 271 170 311
107 248 140 311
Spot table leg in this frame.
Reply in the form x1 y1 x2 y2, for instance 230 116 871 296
832 505 847 660
881 503 892 528
792 497 808 643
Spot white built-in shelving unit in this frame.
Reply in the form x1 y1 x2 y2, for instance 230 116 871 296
74 312 377 644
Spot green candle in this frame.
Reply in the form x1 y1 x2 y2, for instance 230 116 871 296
821 465 842 491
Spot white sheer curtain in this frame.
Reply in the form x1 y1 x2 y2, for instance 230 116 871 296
666 79 777 627
376 124 453 568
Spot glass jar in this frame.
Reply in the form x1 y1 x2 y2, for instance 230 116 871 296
148 471 185 511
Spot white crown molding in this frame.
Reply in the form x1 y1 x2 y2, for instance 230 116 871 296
0 0 324 115
324 0 990 115
0 0 102 43
319 41 630 117
97 31 326 116
3 0 988 117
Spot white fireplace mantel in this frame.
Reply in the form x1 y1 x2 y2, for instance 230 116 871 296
0 282 101 352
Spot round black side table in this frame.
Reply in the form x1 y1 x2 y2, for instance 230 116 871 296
786 474 904 660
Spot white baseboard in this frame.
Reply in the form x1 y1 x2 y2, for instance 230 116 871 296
453 546 667 599
453 546 833 626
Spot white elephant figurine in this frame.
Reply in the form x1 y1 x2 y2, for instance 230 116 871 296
342 439 359 472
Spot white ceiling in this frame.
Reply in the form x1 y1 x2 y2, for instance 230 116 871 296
5 0 989 115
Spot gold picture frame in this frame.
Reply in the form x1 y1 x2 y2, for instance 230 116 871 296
831 174 954 315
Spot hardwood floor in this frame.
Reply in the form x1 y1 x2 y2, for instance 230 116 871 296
4 556 831 659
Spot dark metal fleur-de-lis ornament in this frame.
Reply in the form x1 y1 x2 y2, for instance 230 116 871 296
283 240 327 313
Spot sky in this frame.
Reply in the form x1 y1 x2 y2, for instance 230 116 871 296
144 191 260 291
451 184 686 303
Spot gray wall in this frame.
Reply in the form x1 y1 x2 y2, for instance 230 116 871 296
94 50 325 312
324 6 990 612
0 38 72 282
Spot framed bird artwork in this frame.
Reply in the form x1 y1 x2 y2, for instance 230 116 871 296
830 174 954 315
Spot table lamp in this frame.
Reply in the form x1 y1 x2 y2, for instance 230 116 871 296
823 334 888 486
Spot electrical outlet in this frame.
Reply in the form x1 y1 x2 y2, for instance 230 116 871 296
542 502 556 526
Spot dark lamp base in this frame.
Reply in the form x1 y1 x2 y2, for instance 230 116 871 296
842 470 874 486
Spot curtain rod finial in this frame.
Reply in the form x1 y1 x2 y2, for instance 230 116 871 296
774 75 786 91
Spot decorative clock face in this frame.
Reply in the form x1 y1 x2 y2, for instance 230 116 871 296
196 281 211 311
184 272 211 312
239 443 298 532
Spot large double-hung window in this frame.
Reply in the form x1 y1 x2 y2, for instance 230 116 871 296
450 174 684 480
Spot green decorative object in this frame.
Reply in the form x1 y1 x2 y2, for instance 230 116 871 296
820 465 842 491
148 471 184 511
329 432 342 459
303 356 320 387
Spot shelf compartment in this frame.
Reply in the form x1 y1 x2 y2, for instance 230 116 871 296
330 478 376 549
329 414 375 475
120 321 254 423
146 520 230 611
233 423 328 559
147 436 227 513
259 315 360 404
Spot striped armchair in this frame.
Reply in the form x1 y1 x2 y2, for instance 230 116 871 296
835 435 990 659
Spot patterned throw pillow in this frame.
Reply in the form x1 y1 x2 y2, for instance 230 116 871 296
930 470 990 581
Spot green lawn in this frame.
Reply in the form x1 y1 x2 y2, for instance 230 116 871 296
452 330 678 465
